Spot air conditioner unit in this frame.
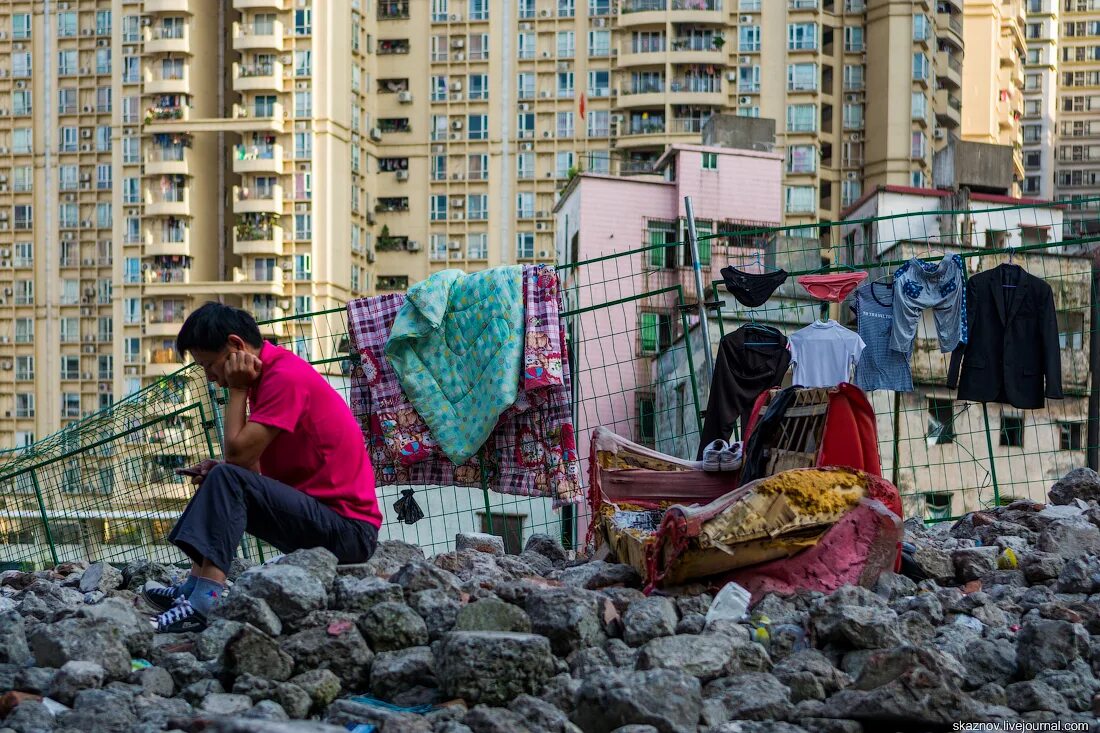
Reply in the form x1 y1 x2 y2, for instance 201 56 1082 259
521 142 533 151
454 52 465 61
518 103 530 112
450 12 463 21
739 96 751 104
451 172 463 180
369 127 382 141
448 240 461 250
0 249 8 258
80 307 91 316
79 68 90 76
15 81 25 89
395 170 409 181
1 361 10 370
539 90 550 98
398 91 413 103
849 133 863 141
82 258 95 266
81 144 91 152
557 61 570 71
536 222 547 230
2 288 9 295
540 8 552 16
0 148 8 154
934 128 946 139
81 371 92 380
541 51 551 58
80 173 91 181
451 211 464 220
521 22 533 31
740 15 753 22
727 71 738 82
63 232 74 240
0 185 6 194
452 119 463 129
739 56 752 65
99 382 110 392
451 80 463 91
406 240 421 252
543 130 553 138
846 171 859 180
81 129 92 138
81 220 92 228
451 197 464 207
97 39 107 47
452 91 464 101
83 345 95 353
451 38 465 48
65 194 75 202
595 17 606 27
538 250 551 258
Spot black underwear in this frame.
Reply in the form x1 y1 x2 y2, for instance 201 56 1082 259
720 266 789 308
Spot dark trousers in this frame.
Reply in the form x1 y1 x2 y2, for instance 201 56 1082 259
168 463 379 574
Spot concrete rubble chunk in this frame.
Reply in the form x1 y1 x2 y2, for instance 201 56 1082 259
77 562 123 594
275 547 339 591
549 561 641 590
358 600 430 652
1048 467 1100 505
571 668 701 733
436 631 556 706
456 532 507 556
524 534 569 565
526 587 607 657
279 623 374 689
455 597 533 634
47 660 105 706
209 593 284 637
27 616 130 681
231 564 328 625
225 624 295 682
622 597 678 648
333 575 405 614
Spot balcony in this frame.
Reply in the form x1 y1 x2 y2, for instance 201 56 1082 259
378 39 411 55
234 0 286 7
144 69 190 96
619 81 667 109
147 348 185 377
668 77 724 106
234 61 284 93
378 1 410 19
233 143 283 173
233 184 284 215
141 267 191 295
231 265 285 295
668 37 726 66
935 10 963 45
618 42 668 68
233 221 284 256
144 190 190 218
670 0 724 25
935 88 962 127
143 230 191 257
232 20 285 52
144 146 191 176
144 26 190 55
145 0 192 13
619 0 668 27
934 51 962 88
145 312 187 338
618 119 668 149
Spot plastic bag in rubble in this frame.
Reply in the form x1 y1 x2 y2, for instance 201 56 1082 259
705 581 751 626
393 489 425 525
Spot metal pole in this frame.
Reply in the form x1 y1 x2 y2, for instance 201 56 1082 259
684 196 715 382
981 403 1001 507
1087 256 1099 471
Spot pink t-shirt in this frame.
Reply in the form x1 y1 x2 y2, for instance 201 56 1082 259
248 341 382 527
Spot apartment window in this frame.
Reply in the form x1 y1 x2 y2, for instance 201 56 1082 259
740 0 762 8
15 394 34 419
739 26 760 52
59 317 77 343
14 205 32 230
1024 151 1042 169
588 30 611 57
787 63 818 91
96 85 112 112
845 26 865 51
295 91 312 117
469 74 488 101
557 111 575 138
1024 74 1041 92
588 70 610 98
123 57 140 84
912 14 930 42
559 0 576 17
58 12 77 37
97 315 112 343
469 33 489 60
13 129 32 155
13 90 32 117
517 32 535 59
121 15 140 42
122 96 140 124
123 337 140 365
701 152 718 171
1059 422 1084 451
294 132 313 158
587 110 610 137
517 73 535 100
739 66 761 93
468 114 488 140
1023 176 1041 194
843 103 864 130
98 355 113 380
295 50 312 77
787 145 816 173
96 203 112 229
517 192 535 218
558 72 575 98
96 126 112 152
516 232 535 259
59 165 78 191
12 13 31 39
15 319 33 344
14 242 32 267
556 151 575 179
558 31 576 57
911 131 928 159
1023 125 1041 143
294 213 312 241
517 152 535 179
96 9 112 35
122 178 140 205
15 356 33 382
639 313 671 354
927 398 955 444
841 180 862 208
469 0 488 20
1027 48 1042 65
432 0 449 22
120 137 140 165
467 233 488 259
844 65 865 91
125 218 141 244
430 194 447 221
912 91 928 120
293 254 312 281
60 356 80 381
913 53 929 81
58 50 77 76
999 415 1025 447
1024 99 1042 118
468 194 488 220
429 234 449 262
590 0 611 14
295 9 312 35
785 186 815 214
786 104 817 132
788 24 817 51
431 156 447 181
58 88 77 115
636 392 656 444
12 52 30 78
123 298 141 325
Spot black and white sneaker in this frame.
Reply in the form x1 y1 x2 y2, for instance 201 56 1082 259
153 599 207 633
142 583 182 613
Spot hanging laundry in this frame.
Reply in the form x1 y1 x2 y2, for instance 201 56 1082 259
523 265 565 391
720 266 788 308
696 324 791 459
849 282 913 393
889 255 967 354
788 320 865 388
796 271 868 303
947 263 1062 409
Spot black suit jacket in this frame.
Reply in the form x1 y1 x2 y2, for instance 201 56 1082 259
947 263 1062 409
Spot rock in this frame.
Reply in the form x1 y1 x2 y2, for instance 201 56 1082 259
605 638 638 669
622 597 678 648
1016 620 1091 679
569 646 613 677
3 700 56 733
572 669 701 733
526 587 606 656
196 618 245 663
73 597 154 659
48 660 105 706
275 682 312 720
675 613 706 636
58 688 138 731
549 562 641 590
243 699 290 721
201 692 254 715
228 557 257 582
854 645 966 691
209 594 283 637
370 646 436 702
275 547 339 592
358 601 430 652
0 611 30 665
811 604 900 650
232 565 327 625
197 719 347 733
436 632 556 706
1048 467 1100 505
410 589 462 640
225 624 295 682
539 673 581 714
1005 680 1070 713
1037 519 1100 561
873 572 917 601
131 665 174 697
435 551 514 584
326 696 433 731
77 562 123 594
464 705 534 733
772 650 852 703
355 540 427 578
701 673 792 724
280 624 374 689
456 597 532 633
636 632 770 682
509 692 581 733
392 561 464 597
333 575 405 614
159 652 212 690
957 638 1017 689
609 728 659 733
517 552 556 577
13 667 55 695
27 616 130 680
952 546 999 583
181 678 226 705
1022 551 1067 584
524 534 569 565
457 532 507 556
911 546 954 582
1054 556 1100 595
288 668 341 709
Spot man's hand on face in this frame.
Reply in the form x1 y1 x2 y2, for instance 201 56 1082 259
224 351 263 390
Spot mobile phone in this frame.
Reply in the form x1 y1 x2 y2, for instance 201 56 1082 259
175 467 202 478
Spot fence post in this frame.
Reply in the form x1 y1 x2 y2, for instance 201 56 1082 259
1088 256 1099 471
29 470 59 567
480 446 493 536
890 392 901 488
981 403 1001 507
684 196 714 384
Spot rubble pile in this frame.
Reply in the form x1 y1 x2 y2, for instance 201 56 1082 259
2 470 1100 733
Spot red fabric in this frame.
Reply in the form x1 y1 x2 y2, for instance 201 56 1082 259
796 272 868 303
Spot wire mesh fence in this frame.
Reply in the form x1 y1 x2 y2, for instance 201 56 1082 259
0 198 1096 569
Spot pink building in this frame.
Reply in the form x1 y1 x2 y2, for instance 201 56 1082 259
553 143 781 538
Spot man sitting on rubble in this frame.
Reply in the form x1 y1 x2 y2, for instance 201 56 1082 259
146 302 382 633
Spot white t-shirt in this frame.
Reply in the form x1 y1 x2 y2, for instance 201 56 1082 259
788 320 866 388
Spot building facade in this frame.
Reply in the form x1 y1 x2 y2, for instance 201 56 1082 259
1054 0 1100 238
1022 0 1059 199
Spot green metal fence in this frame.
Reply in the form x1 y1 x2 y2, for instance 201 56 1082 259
0 199 1097 569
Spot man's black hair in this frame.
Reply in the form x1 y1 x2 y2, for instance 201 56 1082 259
176 302 263 355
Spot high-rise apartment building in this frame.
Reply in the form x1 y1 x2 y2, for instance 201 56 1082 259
1054 0 1100 238
1022 0 1059 199
961 0 1027 190
0 0 1010 448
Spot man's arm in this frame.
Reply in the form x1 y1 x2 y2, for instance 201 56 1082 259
224 386 280 469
